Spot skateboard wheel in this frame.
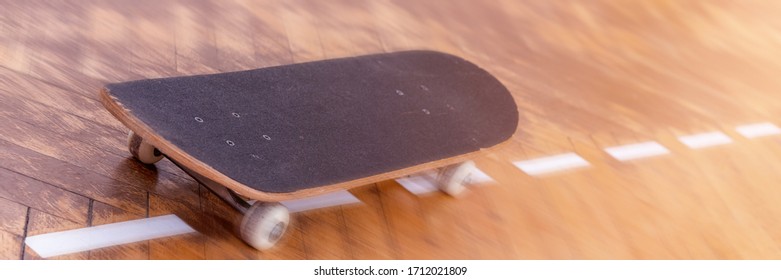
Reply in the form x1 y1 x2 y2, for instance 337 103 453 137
127 131 164 164
240 202 290 250
437 160 476 197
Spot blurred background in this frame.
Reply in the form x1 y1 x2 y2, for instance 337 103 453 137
2 0 781 259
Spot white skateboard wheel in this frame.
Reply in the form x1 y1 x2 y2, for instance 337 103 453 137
127 130 164 164
437 160 476 197
240 202 290 250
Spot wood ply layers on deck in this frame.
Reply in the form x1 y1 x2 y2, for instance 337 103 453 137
3 0 781 259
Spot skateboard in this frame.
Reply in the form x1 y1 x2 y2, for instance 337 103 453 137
99 50 519 250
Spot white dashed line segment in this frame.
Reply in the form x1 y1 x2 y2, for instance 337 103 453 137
512 153 590 176
395 170 439 195
605 141 670 161
736 122 781 138
678 132 733 149
25 214 196 259
280 190 361 213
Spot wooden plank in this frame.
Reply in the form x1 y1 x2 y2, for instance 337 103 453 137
569 139 679 259
0 92 125 155
677 141 781 258
391 163 517 259
343 185 397 259
536 172 638 259
512 134 631 259
309 0 383 58
148 193 205 259
0 67 125 132
0 5 32 75
2 2 106 99
297 208 353 259
279 0 324 62
2 2 99 96
172 1 220 75
0 168 89 225
88 201 149 260
368 1 429 52
637 159 731 259
0 230 23 260
1 4 101 97
240 0 295 67
0 77 193 180
24 209 88 260
4 1 175 99
472 158 573 259
0 138 146 215
376 180 436 259
0 114 201 210
76 3 140 83
414 191 483 259
99 0 177 79
26 53 107 102
456 197 519 259
0 197 28 236
211 1 258 72
442 169 519 259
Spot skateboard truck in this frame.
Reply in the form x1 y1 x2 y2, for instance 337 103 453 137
130 131 291 250
127 131 478 250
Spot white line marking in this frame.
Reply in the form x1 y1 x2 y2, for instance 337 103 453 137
280 190 361 213
395 166 494 195
736 122 781 138
469 166 494 183
25 214 195 259
605 141 670 161
678 132 733 149
512 153 590 176
396 170 439 195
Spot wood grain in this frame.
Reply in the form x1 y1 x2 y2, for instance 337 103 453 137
376 181 436 259
0 168 88 225
0 230 23 260
0 197 27 260
297 208 354 259
343 185 398 259
4 0 781 259
147 193 205 260
24 209 88 260
0 139 147 215
88 201 149 260
0 113 200 210
0 197 28 237
0 82 196 180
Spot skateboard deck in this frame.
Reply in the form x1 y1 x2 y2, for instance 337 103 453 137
100 50 518 202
